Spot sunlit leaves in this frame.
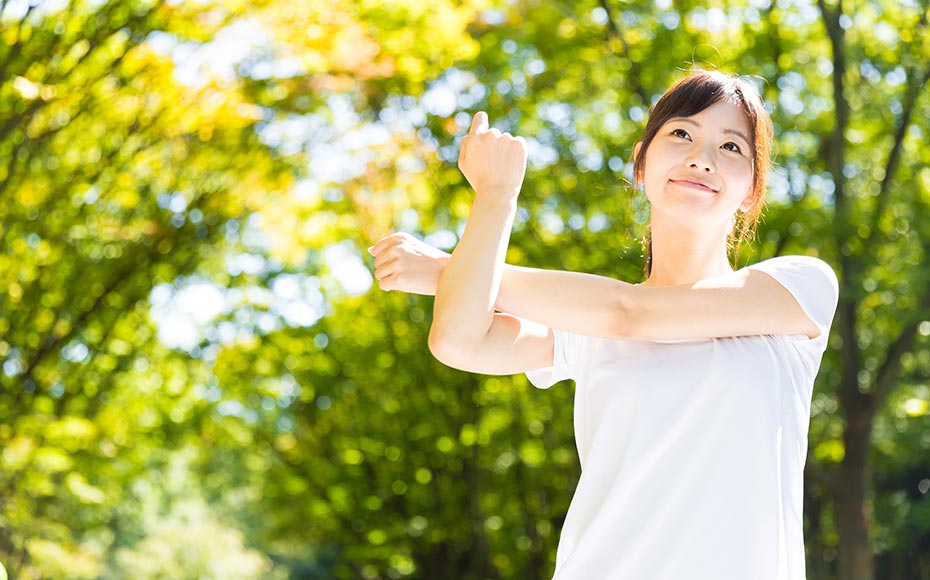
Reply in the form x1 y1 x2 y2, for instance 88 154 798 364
0 0 293 577
3 0 930 578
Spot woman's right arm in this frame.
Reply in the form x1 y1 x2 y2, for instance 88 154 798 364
420 112 555 375
427 192 556 375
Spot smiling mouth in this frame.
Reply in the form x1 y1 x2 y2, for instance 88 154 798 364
669 179 719 193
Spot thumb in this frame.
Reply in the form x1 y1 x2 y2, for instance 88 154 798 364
469 111 489 135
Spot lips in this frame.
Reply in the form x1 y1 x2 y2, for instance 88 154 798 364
668 178 719 193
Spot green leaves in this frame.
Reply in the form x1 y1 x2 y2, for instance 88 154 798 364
3 0 930 578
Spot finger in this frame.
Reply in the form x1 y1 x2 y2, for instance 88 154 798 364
374 251 397 269
374 261 396 281
378 273 399 291
469 111 489 136
489 128 502 138
369 238 389 256
369 233 403 256
458 135 469 164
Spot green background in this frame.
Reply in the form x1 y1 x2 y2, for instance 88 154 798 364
0 1 928 579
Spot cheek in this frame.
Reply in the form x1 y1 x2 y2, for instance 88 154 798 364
723 157 753 185
641 146 671 180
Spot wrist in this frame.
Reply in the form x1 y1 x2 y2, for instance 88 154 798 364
472 189 520 214
475 184 521 201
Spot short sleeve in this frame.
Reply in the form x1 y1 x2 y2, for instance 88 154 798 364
746 255 839 350
525 328 578 389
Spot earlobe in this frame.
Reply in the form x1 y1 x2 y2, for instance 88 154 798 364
739 192 757 213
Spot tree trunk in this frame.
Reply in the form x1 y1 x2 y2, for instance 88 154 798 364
803 483 829 579
836 406 875 580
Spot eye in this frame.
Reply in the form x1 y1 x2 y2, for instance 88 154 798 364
671 128 691 140
722 141 743 154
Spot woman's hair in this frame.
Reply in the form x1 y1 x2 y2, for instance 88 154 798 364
632 70 774 274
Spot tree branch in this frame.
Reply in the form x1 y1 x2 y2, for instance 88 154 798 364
817 0 849 220
15 258 139 395
871 311 927 407
0 2 36 82
863 14 930 258
596 0 650 106
818 0 864 417
871 235 930 405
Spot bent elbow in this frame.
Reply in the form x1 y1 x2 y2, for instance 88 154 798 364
428 325 474 369
427 326 452 365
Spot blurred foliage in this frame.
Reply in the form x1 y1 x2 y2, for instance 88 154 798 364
0 0 929 579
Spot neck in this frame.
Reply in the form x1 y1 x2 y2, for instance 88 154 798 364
643 214 734 286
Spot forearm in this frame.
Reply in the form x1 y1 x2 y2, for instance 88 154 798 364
430 193 517 349
496 265 630 338
495 265 822 341
427 248 781 341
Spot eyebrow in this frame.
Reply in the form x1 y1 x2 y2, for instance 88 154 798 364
669 117 751 146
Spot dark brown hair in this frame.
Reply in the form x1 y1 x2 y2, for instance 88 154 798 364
633 70 774 274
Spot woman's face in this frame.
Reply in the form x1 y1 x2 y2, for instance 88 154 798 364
640 99 755 229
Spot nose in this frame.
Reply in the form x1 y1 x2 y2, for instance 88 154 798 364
686 144 715 173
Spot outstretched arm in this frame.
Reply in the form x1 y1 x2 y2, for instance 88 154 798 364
495 265 822 340
372 234 821 342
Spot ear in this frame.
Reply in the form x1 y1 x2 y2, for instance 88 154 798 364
739 190 758 213
633 141 642 162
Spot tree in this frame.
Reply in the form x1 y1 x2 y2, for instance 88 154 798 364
3 1 929 578
812 1 930 578
0 0 293 576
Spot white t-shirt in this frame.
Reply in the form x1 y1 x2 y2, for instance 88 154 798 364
526 255 839 580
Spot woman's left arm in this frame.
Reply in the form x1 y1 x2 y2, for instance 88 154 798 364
494 265 822 340
371 234 823 340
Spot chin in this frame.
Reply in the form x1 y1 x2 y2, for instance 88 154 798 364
651 201 730 228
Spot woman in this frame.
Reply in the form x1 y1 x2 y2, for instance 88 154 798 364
369 70 838 580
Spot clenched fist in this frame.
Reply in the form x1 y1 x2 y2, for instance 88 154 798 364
458 111 527 199
369 232 450 295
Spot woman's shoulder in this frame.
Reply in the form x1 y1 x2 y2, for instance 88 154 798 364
746 253 833 269
743 254 839 321
744 254 837 283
